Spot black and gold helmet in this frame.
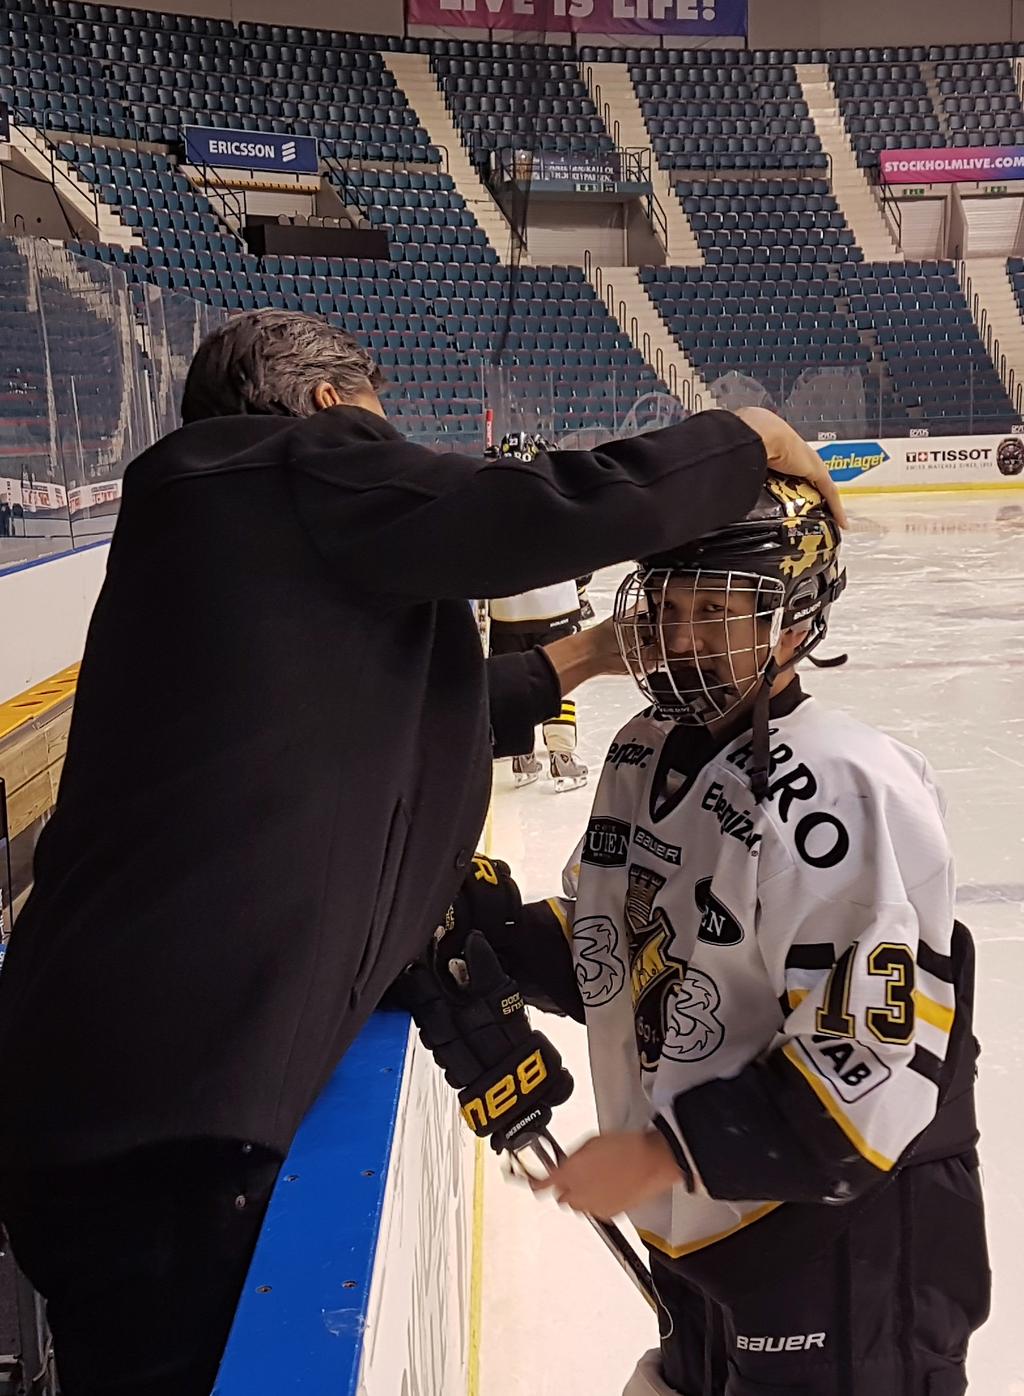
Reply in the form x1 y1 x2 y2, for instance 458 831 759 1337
614 476 845 728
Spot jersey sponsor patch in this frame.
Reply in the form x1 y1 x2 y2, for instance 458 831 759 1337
662 967 726 1062
694 877 744 947
572 915 627 1006
634 825 682 866
620 864 723 1071
606 739 654 770
796 1034 892 1103
700 782 762 854
581 816 631 868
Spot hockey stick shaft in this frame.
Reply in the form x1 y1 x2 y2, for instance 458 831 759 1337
519 1130 658 1311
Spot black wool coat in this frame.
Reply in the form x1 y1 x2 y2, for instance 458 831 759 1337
0 405 765 1166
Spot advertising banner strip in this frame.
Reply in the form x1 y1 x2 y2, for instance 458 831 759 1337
814 433 1024 490
405 0 747 37
183 125 319 175
879 147 1024 185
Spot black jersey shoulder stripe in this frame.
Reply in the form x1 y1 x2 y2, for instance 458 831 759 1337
917 941 954 984
777 992 791 1019
909 1045 944 1088
785 943 836 971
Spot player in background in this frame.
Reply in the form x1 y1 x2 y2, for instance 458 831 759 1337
488 432 589 792
444 479 988 1395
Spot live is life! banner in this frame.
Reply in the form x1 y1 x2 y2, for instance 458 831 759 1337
406 0 748 36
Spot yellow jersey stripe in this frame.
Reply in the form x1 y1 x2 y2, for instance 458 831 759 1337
913 990 954 1034
787 987 809 1010
638 1202 781 1259
546 897 572 943
783 1042 895 1172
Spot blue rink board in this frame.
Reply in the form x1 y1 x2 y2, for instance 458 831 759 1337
213 1009 412 1395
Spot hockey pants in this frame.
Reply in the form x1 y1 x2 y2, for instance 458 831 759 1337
627 1153 989 1396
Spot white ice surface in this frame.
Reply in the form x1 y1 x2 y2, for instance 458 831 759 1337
479 492 1024 1396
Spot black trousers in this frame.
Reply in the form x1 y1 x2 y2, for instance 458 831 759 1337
651 1155 989 1396
0 1140 283 1396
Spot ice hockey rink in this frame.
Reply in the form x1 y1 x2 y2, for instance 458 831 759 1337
481 490 1024 1396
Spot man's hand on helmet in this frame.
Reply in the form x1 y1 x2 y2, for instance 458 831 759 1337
733 407 848 529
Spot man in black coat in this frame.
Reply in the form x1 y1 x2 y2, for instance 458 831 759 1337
0 310 843 1396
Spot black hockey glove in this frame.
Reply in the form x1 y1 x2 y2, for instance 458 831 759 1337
395 923 573 1153
447 853 522 960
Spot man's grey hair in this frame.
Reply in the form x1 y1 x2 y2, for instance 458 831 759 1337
180 309 383 424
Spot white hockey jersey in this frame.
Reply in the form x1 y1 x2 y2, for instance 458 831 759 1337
490 580 581 628
556 689 958 1259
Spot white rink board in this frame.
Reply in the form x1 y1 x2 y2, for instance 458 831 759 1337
815 432 1024 491
357 1033 476 1396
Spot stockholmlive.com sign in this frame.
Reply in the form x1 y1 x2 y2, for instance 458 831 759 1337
406 0 747 36
880 147 1024 185
183 125 319 174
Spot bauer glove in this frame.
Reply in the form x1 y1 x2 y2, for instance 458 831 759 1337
395 925 573 1153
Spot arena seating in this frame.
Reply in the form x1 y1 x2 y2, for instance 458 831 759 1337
936 58 1024 145
430 54 614 171
678 178 859 266
839 260 1017 433
0 6 438 161
630 53 825 172
3 1 1022 439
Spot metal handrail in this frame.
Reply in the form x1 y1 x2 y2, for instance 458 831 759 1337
668 362 678 397
195 158 246 247
871 164 903 252
653 343 662 378
321 150 375 228
630 314 639 342
12 104 102 235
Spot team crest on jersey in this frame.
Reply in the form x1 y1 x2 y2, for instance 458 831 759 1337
694 877 744 947
624 864 724 1071
573 915 627 1005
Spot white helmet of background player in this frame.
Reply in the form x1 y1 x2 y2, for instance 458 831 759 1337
613 477 845 798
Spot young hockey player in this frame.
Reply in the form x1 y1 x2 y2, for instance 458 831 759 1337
443 477 989 1395
488 432 589 792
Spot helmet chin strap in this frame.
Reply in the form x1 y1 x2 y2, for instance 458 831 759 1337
748 661 777 805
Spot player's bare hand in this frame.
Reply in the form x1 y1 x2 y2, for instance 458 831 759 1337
530 1130 683 1220
733 406 848 529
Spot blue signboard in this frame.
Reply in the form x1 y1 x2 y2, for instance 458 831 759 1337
815 440 890 483
183 125 319 175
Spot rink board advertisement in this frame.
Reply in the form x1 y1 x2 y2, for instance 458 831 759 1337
405 0 748 36
815 433 1024 490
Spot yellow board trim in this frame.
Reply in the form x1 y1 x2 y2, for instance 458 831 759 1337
0 664 79 743
466 1136 485 1396
839 481 1024 496
783 1042 894 1172
466 779 495 1396
638 1201 781 1260
914 990 954 1035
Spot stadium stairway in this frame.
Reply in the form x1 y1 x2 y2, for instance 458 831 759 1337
797 64 901 261
959 258 1024 403
384 52 517 263
577 63 702 266
7 120 141 251
587 263 711 411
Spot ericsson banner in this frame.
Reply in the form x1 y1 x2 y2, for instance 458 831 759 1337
815 432 1024 490
183 125 319 175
